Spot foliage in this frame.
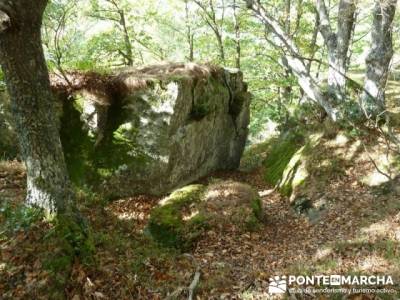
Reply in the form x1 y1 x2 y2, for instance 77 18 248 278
0 201 44 234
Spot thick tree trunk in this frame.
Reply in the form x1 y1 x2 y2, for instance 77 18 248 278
360 0 397 118
317 0 356 101
0 0 75 214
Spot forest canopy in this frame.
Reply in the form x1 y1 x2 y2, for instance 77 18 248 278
1 0 400 299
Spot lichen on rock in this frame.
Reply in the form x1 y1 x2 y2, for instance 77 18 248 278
51 63 251 196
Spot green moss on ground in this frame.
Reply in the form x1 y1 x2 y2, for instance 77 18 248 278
147 184 208 249
148 182 266 249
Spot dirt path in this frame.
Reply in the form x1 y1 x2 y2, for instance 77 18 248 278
1 160 400 299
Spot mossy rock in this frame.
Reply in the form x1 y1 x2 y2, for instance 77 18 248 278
202 181 265 231
262 130 324 199
148 181 265 249
147 184 208 249
239 138 277 172
263 132 305 186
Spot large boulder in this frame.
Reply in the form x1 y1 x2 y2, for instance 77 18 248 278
53 63 251 196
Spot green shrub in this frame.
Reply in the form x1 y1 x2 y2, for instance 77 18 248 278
0 201 44 234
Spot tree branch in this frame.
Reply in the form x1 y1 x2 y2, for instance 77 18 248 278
315 0 332 42
246 0 300 56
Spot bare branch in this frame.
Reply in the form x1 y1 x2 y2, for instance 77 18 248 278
188 269 201 300
315 0 332 42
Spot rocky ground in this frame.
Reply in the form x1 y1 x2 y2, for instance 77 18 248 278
1 132 400 299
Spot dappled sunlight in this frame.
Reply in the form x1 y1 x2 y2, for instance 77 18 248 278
0 262 7 272
112 210 146 221
105 196 159 228
343 140 362 161
359 149 398 186
324 132 349 148
1 0 400 297
204 189 223 201
258 189 275 197
182 210 200 221
362 170 391 186
204 187 246 201
361 220 395 238
313 247 333 261
358 255 391 273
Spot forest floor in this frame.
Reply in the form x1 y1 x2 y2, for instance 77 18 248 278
1 131 400 299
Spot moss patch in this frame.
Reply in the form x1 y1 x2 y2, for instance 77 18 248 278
148 184 208 249
148 181 265 249
263 132 305 186
59 98 94 185
279 134 322 196
240 137 278 172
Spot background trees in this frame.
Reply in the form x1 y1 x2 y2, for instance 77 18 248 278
361 0 398 118
26 0 397 132
0 0 399 210
0 1 400 298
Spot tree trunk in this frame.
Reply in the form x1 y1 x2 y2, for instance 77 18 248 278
282 0 293 102
0 0 75 214
119 9 134 66
194 0 225 63
233 0 241 69
306 12 320 75
317 0 356 101
360 0 397 118
216 31 226 63
246 0 339 121
185 0 195 62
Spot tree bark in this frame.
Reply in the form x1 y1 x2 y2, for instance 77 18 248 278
360 0 397 118
118 9 134 66
246 0 339 121
194 0 226 63
185 0 195 62
282 0 293 102
233 0 241 69
0 0 75 214
316 0 356 101
306 12 320 75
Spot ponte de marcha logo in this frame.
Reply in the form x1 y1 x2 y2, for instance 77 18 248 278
268 275 395 295
268 276 287 294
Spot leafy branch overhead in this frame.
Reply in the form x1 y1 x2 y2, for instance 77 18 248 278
1 0 400 298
